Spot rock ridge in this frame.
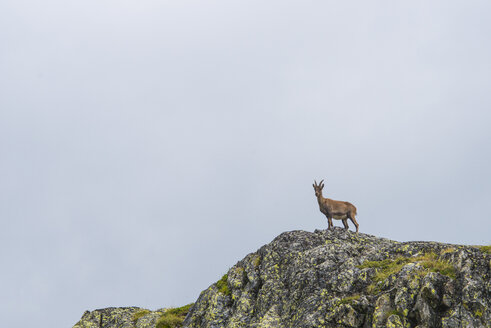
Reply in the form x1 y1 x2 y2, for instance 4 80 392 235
73 228 490 328
184 228 490 328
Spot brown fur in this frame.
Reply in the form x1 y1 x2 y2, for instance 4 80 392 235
313 179 359 232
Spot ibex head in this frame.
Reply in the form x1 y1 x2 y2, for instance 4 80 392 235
313 179 324 197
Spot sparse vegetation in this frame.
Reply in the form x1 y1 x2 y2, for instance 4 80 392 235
387 309 406 319
156 304 193 328
357 252 456 293
253 255 261 267
419 253 456 279
339 294 360 305
476 245 491 254
441 247 456 255
156 314 182 328
216 274 231 295
358 256 411 293
131 309 150 323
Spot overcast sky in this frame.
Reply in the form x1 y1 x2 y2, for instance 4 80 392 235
1 1 490 327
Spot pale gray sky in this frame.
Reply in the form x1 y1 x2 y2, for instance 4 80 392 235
1 1 490 327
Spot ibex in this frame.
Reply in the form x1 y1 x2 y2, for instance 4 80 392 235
313 179 359 232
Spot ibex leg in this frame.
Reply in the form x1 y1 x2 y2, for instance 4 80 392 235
342 219 349 230
327 216 333 230
349 216 359 232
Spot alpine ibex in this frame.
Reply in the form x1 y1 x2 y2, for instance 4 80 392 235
313 180 359 232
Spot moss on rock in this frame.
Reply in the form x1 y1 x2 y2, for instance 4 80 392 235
216 274 231 296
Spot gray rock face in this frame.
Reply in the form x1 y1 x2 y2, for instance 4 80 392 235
183 228 490 328
73 307 168 328
72 228 490 328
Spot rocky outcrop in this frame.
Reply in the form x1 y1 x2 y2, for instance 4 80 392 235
73 307 167 328
184 228 490 328
73 228 490 328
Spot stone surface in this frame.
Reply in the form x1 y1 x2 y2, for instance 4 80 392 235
72 228 490 328
184 228 490 328
73 307 167 328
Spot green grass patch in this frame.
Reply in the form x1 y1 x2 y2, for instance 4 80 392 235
357 252 456 294
338 294 360 305
358 258 403 270
132 309 150 323
419 253 456 279
156 313 182 328
476 245 491 254
216 274 231 295
358 256 413 293
440 247 456 255
156 304 193 328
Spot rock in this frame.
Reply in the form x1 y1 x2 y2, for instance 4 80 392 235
386 314 409 328
73 307 164 328
183 228 491 328
72 228 491 328
372 294 392 327
72 306 190 328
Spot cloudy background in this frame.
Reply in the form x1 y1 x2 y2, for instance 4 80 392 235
1 1 490 327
